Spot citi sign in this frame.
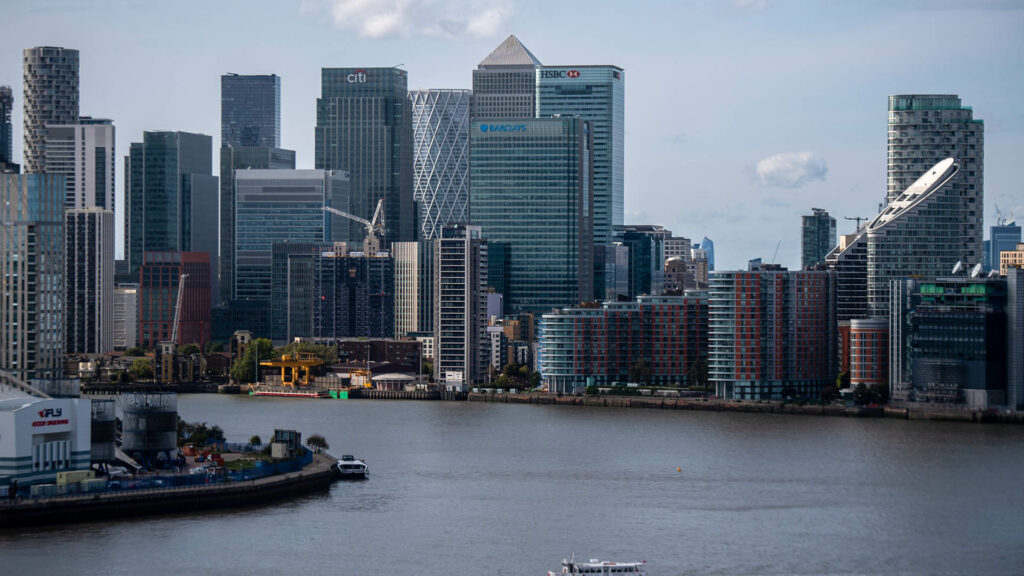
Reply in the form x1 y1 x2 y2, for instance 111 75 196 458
541 69 580 79
347 69 367 83
479 124 527 133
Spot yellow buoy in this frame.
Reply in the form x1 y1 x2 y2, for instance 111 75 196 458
676 467 682 472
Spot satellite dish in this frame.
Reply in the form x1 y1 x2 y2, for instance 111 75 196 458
988 269 999 278
970 263 983 278
951 261 964 275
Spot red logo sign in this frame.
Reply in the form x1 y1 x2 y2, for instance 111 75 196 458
567 70 580 78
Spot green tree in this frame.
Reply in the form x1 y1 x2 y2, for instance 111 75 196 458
125 346 146 357
230 338 275 383
117 370 132 384
628 359 653 385
206 341 224 354
130 358 153 379
177 343 201 356
249 435 262 448
307 434 329 453
688 357 709 387
585 385 599 396
527 371 541 389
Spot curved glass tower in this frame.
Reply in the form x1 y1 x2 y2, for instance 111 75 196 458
410 89 470 240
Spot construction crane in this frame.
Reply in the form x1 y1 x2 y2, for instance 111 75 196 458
844 216 868 232
771 240 781 264
322 199 385 254
170 273 189 344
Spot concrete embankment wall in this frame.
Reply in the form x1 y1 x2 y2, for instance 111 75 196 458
0 455 337 529
468 393 1024 424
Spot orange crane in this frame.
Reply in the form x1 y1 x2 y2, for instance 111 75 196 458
259 353 324 387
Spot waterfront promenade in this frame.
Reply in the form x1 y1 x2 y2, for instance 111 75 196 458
0 452 338 528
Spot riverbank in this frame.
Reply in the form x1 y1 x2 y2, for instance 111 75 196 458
468 392 1024 424
0 452 338 528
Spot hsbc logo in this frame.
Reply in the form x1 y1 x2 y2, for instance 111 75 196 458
541 69 581 79
347 69 367 83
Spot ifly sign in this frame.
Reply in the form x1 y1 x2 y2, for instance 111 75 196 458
479 124 527 133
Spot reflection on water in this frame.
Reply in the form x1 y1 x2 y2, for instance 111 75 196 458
3 395 1024 575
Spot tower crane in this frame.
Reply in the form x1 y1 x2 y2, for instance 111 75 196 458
322 198 385 254
844 216 868 232
170 273 189 344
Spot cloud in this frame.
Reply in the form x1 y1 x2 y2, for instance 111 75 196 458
755 152 827 188
731 0 772 12
303 0 510 39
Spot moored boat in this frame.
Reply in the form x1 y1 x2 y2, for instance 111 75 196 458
335 454 368 479
548 558 647 575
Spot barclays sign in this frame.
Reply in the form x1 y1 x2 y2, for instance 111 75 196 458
480 124 527 133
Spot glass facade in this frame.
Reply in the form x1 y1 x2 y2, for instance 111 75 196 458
471 35 541 119
218 146 295 303
233 169 348 302
434 225 488 387
537 66 624 243
45 119 116 210
410 89 470 240
469 117 594 315
315 253 394 339
23 47 79 173
392 240 435 338
622 225 667 298
270 242 327 344
801 208 836 269
64 208 114 354
315 67 414 244
221 74 280 148
0 86 13 166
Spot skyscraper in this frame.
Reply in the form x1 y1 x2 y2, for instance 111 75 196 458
315 251 394 339
0 86 13 168
23 47 79 173
867 158 965 317
471 35 542 119
219 146 295 304
537 65 624 243
887 94 983 264
393 241 435 338
825 230 868 322
801 208 836 269
233 169 349 301
315 67 414 244
221 74 281 148
45 118 115 209
138 252 211 348
469 116 594 315
64 208 114 354
410 89 471 240
434 225 488 389
1 173 65 381
270 242 328 344
622 225 667 298
987 221 1021 271
125 131 217 285
699 237 715 271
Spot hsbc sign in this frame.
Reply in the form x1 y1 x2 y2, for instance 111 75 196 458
541 69 581 79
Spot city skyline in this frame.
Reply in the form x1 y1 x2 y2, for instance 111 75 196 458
1 1 1021 270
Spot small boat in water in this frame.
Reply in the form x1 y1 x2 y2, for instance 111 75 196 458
548 558 647 575
335 454 368 479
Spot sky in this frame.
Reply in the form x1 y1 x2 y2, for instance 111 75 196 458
2 0 1023 269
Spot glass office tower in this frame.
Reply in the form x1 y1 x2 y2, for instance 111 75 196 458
801 207 837 269
221 74 280 148
537 66 624 243
469 117 594 314
471 35 541 120
0 86 13 167
410 89 471 240
315 67 414 244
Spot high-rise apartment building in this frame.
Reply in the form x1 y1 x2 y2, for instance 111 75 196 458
64 208 114 354
125 131 218 289
537 65 624 244
23 47 79 174
315 251 394 339
112 285 138 351
1 174 65 381
45 118 115 209
867 158 965 317
219 147 296 303
221 74 280 148
410 89 471 240
987 221 1021 271
234 169 349 301
709 265 836 400
825 230 869 322
1007 268 1024 410
801 208 836 269
434 225 488 389
622 225 668 298
698 237 715 271
471 35 542 119
269 242 328 345
315 67 413 244
593 243 629 301
887 94 983 264
138 251 211 349
664 236 691 264
1001 243 1024 276
0 86 13 167
469 116 593 314
393 241 435 338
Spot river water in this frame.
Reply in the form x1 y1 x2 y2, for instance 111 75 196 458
2 395 1024 575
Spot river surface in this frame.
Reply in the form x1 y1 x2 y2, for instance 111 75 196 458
3 395 1024 575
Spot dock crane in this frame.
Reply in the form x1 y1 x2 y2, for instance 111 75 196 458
322 199 385 254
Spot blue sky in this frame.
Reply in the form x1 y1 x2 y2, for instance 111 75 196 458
2 0 1022 268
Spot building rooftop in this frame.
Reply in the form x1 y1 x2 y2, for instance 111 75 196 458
868 158 958 231
478 35 542 68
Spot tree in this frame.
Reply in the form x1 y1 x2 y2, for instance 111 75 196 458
249 435 262 448
117 370 132 384
125 346 146 357
628 359 653 385
230 338 275 383
527 371 542 389
177 343 201 356
206 341 224 354
307 434 329 453
130 358 153 379
688 358 709 387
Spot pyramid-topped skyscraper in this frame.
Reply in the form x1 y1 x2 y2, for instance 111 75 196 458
471 35 542 119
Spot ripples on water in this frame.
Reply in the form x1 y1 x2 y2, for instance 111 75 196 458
3 395 1024 575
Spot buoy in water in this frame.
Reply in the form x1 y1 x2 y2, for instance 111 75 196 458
676 467 681 472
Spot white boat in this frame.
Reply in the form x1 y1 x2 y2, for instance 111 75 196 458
548 558 647 575
335 454 368 479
